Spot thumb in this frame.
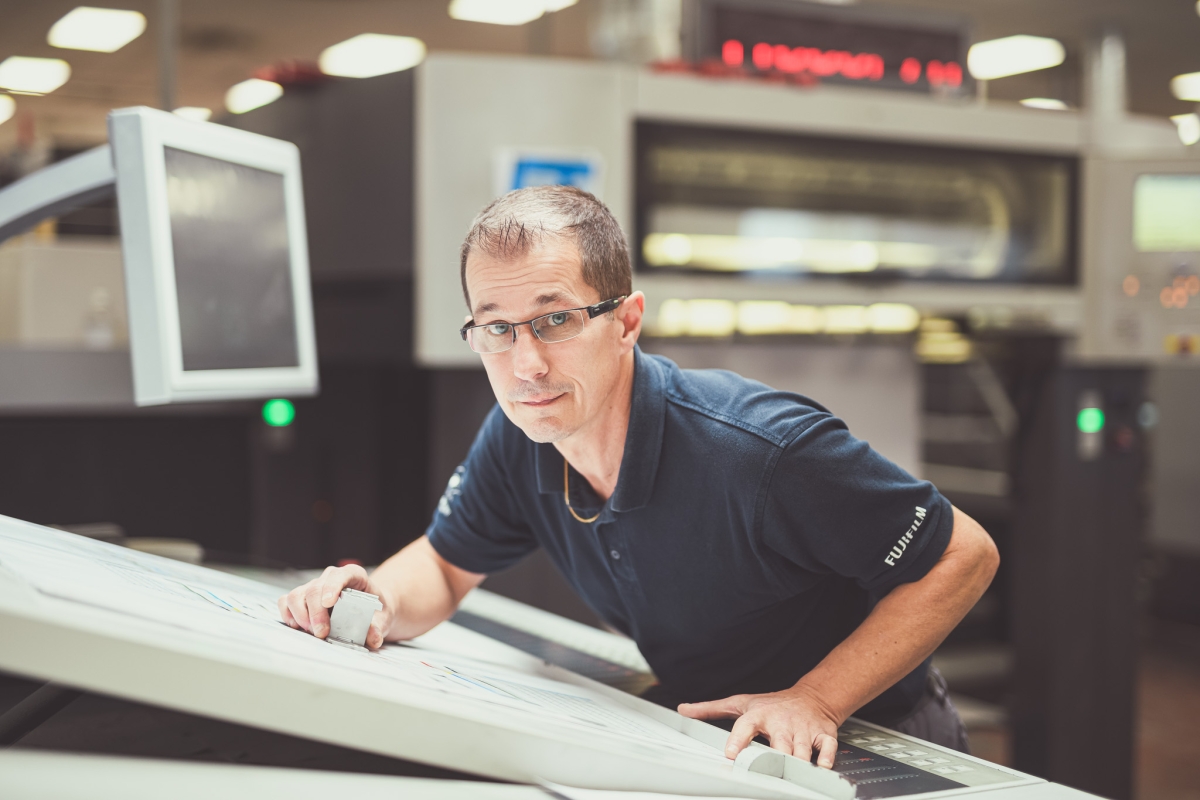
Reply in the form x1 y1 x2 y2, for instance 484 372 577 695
677 695 748 720
366 609 388 650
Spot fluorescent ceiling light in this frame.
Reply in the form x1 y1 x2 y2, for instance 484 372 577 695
225 79 283 114
1020 97 1068 111
449 0 546 25
48 7 146 52
967 35 1065 81
1171 113 1200 146
0 95 14 126
173 106 212 122
542 0 579 10
319 33 426 78
1170 71 1200 102
0 57 72 94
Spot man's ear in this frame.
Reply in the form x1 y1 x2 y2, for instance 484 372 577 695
616 292 645 352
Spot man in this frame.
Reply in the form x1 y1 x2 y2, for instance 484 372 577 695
280 185 999 767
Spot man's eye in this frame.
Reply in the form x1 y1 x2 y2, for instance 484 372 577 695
485 324 511 336
547 312 569 326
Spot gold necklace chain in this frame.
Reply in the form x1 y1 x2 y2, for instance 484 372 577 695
563 459 601 524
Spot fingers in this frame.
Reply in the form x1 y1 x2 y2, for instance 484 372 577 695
790 735 813 763
284 583 313 631
677 694 749 720
281 565 370 639
277 595 298 628
318 564 369 608
303 581 332 638
724 713 762 759
814 733 838 769
766 730 794 756
366 609 388 650
689 689 841 767
762 729 836 767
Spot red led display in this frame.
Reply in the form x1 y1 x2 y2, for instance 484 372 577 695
699 2 969 96
721 39 744 67
925 59 962 88
724 39 960 89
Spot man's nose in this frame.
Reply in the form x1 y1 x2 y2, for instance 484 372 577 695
510 325 550 382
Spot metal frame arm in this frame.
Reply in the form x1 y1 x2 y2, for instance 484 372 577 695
0 145 115 244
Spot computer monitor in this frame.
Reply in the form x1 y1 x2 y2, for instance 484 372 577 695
0 106 318 406
110 107 318 405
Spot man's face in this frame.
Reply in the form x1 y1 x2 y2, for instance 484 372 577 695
464 238 635 444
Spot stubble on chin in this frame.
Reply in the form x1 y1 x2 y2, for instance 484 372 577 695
505 380 576 443
515 410 571 444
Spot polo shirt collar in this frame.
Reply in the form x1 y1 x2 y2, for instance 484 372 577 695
535 346 667 514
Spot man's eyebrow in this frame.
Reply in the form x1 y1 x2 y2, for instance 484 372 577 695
472 292 574 320
534 291 571 307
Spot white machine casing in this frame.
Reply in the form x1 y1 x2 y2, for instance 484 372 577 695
413 53 1195 368
109 106 319 406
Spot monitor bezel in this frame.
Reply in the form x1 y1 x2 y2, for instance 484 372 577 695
110 106 318 406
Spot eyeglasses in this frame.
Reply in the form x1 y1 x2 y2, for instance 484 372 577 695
460 296 626 355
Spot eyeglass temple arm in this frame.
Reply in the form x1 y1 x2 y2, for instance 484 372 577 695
585 296 626 318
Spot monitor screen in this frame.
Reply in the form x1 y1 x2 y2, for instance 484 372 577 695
636 122 1077 284
1133 174 1200 253
164 147 300 372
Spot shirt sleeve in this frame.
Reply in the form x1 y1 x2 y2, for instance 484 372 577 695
425 405 539 575
760 413 954 595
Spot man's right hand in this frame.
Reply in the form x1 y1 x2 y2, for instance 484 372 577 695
278 564 392 650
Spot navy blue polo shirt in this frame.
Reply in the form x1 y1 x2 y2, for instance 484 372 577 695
427 347 955 723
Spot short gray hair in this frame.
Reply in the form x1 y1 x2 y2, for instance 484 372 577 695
459 185 632 310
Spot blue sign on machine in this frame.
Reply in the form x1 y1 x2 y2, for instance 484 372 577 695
494 148 605 199
512 159 594 191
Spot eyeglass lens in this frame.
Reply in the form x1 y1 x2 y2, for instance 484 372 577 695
467 309 587 354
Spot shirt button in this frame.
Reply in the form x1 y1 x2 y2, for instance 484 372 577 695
609 549 621 560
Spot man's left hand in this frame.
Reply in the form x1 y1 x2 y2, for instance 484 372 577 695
677 683 841 767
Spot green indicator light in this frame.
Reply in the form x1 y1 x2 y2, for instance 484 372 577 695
262 398 295 427
1077 407 1105 434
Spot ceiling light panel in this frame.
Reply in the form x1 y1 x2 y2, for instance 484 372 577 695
0 95 14 126
0 57 72 94
225 79 283 114
1171 72 1200 102
967 35 1065 81
449 0 547 25
1021 97 1068 111
48 7 147 53
173 107 212 122
319 34 426 78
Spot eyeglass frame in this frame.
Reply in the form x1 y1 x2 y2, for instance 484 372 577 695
459 296 627 353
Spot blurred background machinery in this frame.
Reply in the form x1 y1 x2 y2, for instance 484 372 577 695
2 2 1200 798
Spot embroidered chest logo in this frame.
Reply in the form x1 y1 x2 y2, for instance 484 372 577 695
884 506 927 566
438 466 466 517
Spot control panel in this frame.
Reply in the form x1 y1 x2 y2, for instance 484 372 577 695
1083 158 1200 362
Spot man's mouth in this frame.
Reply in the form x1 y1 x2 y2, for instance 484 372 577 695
519 394 564 407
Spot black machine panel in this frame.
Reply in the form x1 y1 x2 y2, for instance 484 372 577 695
635 122 1078 286
833 740 965 798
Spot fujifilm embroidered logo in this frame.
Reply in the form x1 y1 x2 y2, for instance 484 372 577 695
884 507 927 566
437 466 466 517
